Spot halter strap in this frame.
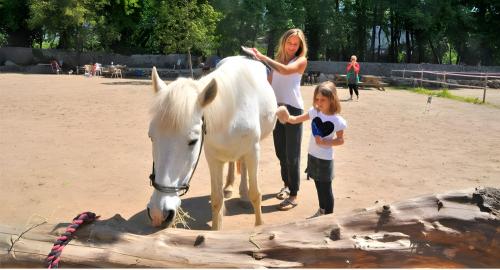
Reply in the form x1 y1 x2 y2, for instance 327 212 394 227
149 117 206 197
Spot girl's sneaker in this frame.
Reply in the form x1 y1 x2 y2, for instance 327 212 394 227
307 208 325 219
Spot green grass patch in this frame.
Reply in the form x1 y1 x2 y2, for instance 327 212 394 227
396 86 484 105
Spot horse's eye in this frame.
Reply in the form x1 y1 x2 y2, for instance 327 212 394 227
188 139 198 146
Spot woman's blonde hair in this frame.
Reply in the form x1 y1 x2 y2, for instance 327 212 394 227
275 28 308 64
313 81 341 114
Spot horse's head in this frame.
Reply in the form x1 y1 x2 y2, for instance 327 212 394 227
147 67 217 228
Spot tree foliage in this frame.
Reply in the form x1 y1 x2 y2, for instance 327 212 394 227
154 0 221 55
1 0 499 65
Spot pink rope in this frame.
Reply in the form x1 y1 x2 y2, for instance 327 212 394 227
46 212 98 268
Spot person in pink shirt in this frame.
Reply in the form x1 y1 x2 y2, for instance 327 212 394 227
346 55 360 100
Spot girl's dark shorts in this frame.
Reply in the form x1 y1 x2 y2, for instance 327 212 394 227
305 154 334 182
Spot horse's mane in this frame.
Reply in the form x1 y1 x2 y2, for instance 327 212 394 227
150 78 202 132
151 57 262 133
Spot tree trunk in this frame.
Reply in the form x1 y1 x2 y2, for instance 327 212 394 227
188 48 193 78
370 1 378 62
406 29 412 63
415 30 425 63
377 26 382 61
354 0 367 61
266 30 276 59
428 38 441 64
1 187 499 268
389 10 396 62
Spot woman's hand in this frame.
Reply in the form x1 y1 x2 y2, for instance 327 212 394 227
252 48 266 61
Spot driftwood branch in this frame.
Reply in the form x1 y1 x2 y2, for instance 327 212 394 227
1 187 499 268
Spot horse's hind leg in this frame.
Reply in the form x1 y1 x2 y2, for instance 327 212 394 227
243 145 263 226
223 162 235 199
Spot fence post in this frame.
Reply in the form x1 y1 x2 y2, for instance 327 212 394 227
483 74 488 103
420 70 423 88
443 71 448 89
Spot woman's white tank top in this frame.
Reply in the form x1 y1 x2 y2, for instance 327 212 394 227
271 58 303 109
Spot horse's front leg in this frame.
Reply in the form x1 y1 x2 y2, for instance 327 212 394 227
243 143 263 226
223 162 235 199
206 155 225 230
238 160 249 202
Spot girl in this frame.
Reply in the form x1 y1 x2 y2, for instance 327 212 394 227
251 29 308 210
277 81 346 215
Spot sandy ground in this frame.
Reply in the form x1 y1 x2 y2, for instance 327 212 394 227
1 73 499 233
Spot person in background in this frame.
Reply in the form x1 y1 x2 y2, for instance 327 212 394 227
276 81 346 217
346 55 360 100
251 28 308 210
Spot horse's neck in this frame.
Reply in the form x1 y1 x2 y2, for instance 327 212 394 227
200 70 237 134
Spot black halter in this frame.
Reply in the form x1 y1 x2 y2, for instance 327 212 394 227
149 118 206 197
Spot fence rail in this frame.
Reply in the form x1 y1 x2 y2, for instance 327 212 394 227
390 69 500 103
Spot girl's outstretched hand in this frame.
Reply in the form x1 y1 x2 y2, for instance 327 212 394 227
276 106 290 124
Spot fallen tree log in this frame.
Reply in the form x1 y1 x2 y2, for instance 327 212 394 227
1 187 499 268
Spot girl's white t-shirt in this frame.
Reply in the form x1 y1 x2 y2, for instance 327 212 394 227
271 58 303 109
307 107 347 160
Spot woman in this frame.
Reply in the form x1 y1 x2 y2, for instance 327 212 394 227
252 28 308 210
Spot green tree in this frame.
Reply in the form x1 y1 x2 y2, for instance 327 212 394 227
263 0 305 58
0 0 41 47
154 0 220 54
27 0 141 52
154 0 221 75
27 0 97 50
468 0 500 65
93 0 142 53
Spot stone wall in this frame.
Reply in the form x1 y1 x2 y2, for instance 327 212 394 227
0 47 199 73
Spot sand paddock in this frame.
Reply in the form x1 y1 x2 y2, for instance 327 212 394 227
1 73 499 232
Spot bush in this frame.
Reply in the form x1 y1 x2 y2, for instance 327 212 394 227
0 31 7 47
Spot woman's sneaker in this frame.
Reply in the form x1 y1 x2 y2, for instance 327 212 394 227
307 208 325 219
275 187 290 200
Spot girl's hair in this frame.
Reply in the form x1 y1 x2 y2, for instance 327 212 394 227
275 28 308 64
313 81 341 114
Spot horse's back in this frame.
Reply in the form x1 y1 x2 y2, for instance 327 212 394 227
202 56 277 160
217 56 276 135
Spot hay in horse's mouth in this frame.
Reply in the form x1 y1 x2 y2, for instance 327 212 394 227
171 207 194 229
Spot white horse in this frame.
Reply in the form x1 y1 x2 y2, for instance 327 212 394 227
147 56 277 230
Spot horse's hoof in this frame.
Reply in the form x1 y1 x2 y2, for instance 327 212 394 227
223 190 233 199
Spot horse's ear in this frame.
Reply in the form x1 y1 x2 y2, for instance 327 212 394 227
152 66 167 93
199 78 217 108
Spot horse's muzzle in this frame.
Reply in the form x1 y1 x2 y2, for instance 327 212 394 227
147 207 175 228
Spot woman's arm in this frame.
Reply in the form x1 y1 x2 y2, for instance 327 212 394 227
253 48 307 75
315 130 344 147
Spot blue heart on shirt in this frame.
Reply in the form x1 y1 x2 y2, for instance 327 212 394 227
312 117 334 137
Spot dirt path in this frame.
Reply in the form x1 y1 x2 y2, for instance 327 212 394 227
1 73 499 232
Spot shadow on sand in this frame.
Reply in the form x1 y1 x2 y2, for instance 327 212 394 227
88 193 282 235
